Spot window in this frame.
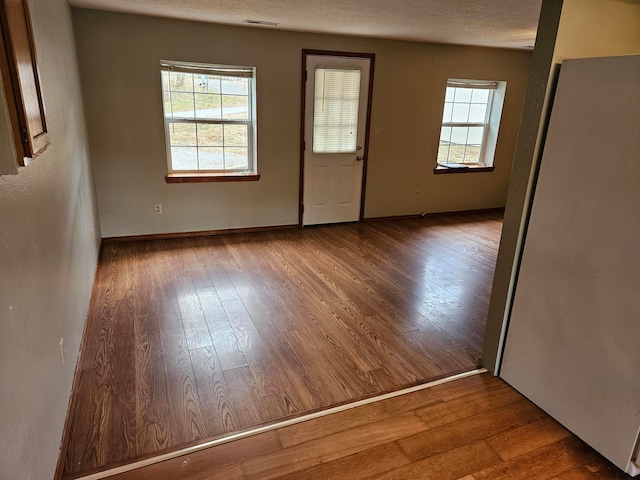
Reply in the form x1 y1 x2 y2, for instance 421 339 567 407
161 61 257 181
0 0 49 168
313 67 361 153
436 79 506 170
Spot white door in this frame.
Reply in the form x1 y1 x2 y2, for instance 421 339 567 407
302 54 372 226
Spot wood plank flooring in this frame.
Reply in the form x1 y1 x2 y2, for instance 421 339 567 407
109 373 632 480
62 213 503 478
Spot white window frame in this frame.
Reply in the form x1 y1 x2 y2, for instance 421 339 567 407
160 61 257 175
437 78 506 168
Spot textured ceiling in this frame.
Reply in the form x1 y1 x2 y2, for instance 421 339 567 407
68 0 542 49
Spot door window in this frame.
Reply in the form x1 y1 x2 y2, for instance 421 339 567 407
312 68 361 154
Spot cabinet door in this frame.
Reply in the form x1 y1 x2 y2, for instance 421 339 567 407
0 0 48 163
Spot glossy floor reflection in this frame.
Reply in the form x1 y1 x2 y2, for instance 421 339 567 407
62 212 503 478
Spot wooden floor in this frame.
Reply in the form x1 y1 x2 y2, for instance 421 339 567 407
63 212 503 478
109 373 632 480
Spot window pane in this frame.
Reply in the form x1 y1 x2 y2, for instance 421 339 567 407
442 103 453 122
471 89 490 103
451 103 470 122
163 92 173 118
199 147 224 169
468 103 487 123
195 93 221 119
437 144 450 163
443 125 468 164
444 87 454 102
162 71 170 94
171 147 198 170
313 68 361 153
450 126 469 145
447 145 466 163
170 92 195 118
463 146 480 163
197 124 223 146
221 77 248 95
438 126 452 163
222 95 249 120
440 126 452 143
169 123 197 146
445 126 483 164
224 147 249 169
453 87 472 103
169 72 194 92
467 126 484 145
205 76 222 94
194 74 213 93
224 124 248 147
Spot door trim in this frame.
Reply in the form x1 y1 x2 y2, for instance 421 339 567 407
299 49 376 226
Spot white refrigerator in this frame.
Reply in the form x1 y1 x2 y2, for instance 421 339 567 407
500 54 640 476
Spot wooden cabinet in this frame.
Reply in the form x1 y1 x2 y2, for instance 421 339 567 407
0 0 48 165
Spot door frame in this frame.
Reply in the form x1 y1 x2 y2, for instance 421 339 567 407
298 49 376 226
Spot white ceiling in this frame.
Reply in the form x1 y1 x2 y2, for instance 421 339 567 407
68 0 542 50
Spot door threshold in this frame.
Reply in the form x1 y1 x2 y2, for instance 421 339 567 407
72 368 487 480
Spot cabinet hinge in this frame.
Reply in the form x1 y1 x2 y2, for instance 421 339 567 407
21 128 28 143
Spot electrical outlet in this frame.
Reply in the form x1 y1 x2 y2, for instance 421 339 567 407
414 189 421 199
154 204 163 215
59 337 65 366
374 128 381 139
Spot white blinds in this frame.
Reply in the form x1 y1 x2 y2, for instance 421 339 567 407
313 67 361 154
447 79 499 90
161 61 254 78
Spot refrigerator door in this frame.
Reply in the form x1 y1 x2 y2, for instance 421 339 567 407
500 54 640 475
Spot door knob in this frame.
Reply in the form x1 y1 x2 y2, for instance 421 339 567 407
356 155 364 161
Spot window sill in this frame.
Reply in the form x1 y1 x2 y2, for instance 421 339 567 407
165 172 261 183
434 164 494 175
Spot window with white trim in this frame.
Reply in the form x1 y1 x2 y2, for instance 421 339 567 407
437 79 506 168
161 61 256 175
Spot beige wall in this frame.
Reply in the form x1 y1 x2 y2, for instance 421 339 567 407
72 9 531 238
554 0 640 63
0 0 100 478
